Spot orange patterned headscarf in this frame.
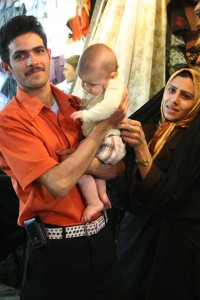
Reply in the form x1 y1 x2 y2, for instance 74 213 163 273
149 68 200 159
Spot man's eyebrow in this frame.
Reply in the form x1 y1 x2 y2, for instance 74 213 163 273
12 49 27 55
12 46 46 55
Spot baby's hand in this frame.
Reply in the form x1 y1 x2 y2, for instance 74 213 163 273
71 110 83 121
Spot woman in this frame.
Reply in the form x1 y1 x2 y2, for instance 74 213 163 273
56 55 80 93
109 68 200 300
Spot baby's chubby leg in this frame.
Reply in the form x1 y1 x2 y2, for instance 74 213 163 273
95 178 111 209
79 175 104 223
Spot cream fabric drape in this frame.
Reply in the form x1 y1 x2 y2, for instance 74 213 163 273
73 0 168 116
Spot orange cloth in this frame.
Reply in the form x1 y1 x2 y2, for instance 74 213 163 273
0 84 91 227
80 6 90 37
70 6 82 41
70 2 90 41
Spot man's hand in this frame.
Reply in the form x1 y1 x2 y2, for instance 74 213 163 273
92 88 128 135
106 88 128 128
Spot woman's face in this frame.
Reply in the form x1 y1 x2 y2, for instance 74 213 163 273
63 63 75 82
162 76 194 122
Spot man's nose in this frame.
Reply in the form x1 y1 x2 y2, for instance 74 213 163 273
26 52 36 66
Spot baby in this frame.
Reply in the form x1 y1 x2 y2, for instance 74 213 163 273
71 43 125 223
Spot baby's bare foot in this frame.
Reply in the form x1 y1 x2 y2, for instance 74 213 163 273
82 202 104 223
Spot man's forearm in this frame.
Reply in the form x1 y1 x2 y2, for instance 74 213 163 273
37 123 111 196
87 158 125 180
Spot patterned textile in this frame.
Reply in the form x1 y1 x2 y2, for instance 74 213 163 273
170 2 190 34
46 213 107 239
186 43 200 67
96 135 126 165
167 32 188 76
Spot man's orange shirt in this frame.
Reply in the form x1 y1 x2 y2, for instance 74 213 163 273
0 84 89 227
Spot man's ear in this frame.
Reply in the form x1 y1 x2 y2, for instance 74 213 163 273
47 48 52 64
1 61 12 76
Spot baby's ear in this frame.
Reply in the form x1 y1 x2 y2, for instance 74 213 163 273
110 71 118 79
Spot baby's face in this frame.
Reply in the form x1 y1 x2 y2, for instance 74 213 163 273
79 71 109 95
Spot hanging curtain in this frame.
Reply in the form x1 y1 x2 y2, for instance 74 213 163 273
73 0 168 116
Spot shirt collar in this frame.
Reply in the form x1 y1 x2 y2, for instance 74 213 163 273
15 83 71 120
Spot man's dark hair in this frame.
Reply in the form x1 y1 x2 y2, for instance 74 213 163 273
0 15 47 65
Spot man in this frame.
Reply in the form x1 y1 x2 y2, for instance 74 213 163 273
0 15 127 300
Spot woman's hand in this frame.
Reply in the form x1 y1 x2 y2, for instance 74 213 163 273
118 118 152 179
118 118 146 149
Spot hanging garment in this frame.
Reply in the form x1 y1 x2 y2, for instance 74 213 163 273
50 55 65 84
1 77 17 102
69 1 91 41
167 33 188 75
0 3 26 28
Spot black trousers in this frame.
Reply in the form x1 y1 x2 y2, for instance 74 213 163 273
21 225 126 300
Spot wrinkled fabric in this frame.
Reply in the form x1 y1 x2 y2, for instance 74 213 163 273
0 3 26 28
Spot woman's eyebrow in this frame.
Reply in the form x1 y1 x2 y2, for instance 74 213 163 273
168 83 194 98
